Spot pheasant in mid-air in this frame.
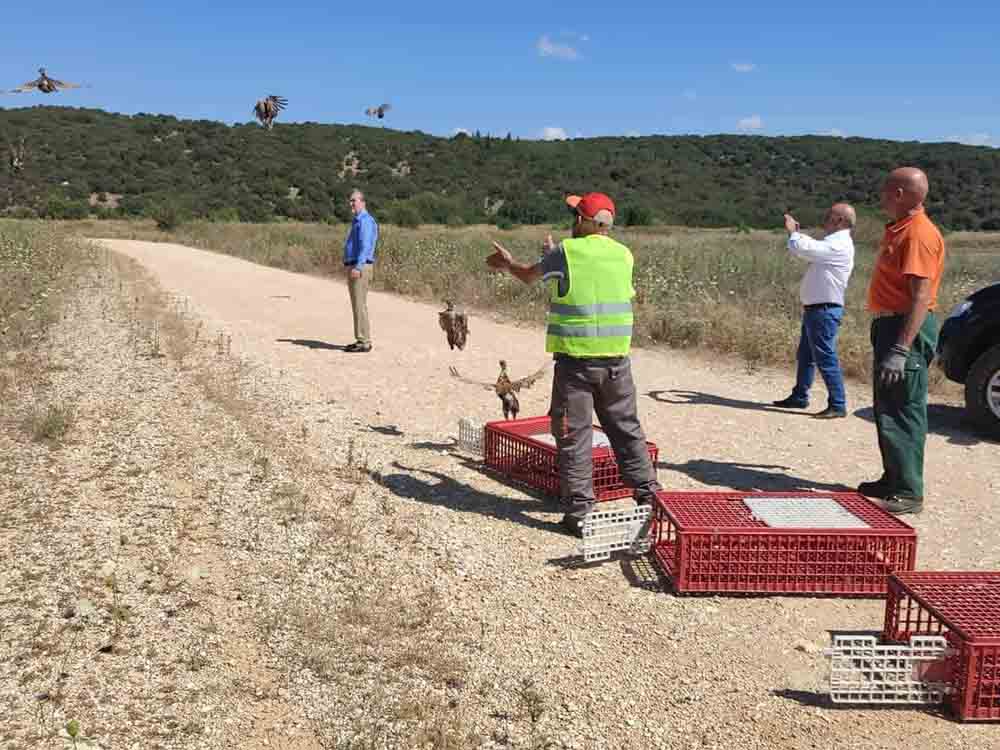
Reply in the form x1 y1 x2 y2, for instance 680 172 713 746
365 103 392 120
10 68 82 94
253 95 287 130
449 360 549 420
438 300 469 351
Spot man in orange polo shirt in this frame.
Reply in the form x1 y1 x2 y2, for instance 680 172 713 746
859 167 946 515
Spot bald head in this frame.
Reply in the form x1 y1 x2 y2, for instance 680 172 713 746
823 202 856 234
881 167 929 219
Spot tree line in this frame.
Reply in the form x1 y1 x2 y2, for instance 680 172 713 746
2 106 999 230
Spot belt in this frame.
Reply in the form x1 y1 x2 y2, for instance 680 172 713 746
344 261 375 266
803 302 842 310
872 311 904 319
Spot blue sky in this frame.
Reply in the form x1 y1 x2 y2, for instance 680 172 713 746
2 1 997 145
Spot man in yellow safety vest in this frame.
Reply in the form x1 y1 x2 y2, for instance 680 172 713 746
487 192 661 536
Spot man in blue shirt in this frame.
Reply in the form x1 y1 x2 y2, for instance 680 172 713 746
343 190 379 352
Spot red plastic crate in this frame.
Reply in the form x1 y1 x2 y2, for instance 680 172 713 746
882 572 1000 721
483 415 658 502
650 491 917 595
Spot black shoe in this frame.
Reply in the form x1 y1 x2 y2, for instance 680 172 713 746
858 479 893 499
813 407 847 419
560 514 584 537
773 396 809 408
345 342 372 353
877 496 924 515
634 492 656 508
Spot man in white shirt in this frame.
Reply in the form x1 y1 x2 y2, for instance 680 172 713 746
772 203 856 418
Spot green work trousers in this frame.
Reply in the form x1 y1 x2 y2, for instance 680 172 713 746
870 313 938 500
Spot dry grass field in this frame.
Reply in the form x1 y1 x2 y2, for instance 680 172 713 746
55 217 1000 387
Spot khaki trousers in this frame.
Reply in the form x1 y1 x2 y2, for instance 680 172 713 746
347 265 373 345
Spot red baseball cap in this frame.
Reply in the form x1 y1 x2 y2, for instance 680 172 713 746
565 192 616 220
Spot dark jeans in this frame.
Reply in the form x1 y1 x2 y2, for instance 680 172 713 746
871 313 938 500
791 304 846 411
548 356 661 520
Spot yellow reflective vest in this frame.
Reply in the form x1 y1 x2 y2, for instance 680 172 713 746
545 234 635 357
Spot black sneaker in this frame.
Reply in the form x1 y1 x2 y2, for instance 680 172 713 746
877 496 923 515
813 407 847 419
345 342 372 353
560 514 584 537
858 479 893 499
773 396 809 408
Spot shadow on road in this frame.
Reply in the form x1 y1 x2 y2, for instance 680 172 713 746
647 389 814 416
276 338 349 351
377 460 567 536
658 459 854 493
854 404 999 446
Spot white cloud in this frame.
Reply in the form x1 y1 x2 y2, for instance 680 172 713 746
947 133 993 147
731 62 756 73
737 114 763 131
541 127 568 141
682 89 697 100
537 35 580 60
580 34 590 42
453 127 471 136
625 130 641 138
823 128 846 138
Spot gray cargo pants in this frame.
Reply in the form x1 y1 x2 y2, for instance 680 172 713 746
549 355 661 520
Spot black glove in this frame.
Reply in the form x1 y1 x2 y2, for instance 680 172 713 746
878 344 910 387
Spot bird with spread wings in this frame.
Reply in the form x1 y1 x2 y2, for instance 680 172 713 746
10 68 83 94
449 360 549 420
253 95 287 130
365 103 392 120
438 300 469 351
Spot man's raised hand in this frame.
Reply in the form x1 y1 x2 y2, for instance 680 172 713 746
487 241 513 271
784 214 800 234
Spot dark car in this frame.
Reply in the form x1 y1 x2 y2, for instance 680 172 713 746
936 282 1000 432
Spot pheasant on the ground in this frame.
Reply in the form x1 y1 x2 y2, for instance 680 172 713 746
254 96 287 130
449 360 549 420
438 300 469 350
10 68 82 94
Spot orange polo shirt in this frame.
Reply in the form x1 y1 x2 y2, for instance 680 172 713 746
867 208 946 313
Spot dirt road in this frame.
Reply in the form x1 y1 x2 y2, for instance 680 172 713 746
99 238 999 749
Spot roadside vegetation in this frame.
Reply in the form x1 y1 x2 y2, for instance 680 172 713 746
58 217 999 385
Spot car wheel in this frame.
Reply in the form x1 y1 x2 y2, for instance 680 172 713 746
965 342 1000 433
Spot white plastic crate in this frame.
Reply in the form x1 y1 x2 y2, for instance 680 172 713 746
824 634 954 705
457 418 484 456
578 504 653 562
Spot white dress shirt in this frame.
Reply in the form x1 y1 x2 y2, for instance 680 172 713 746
787 228 855 306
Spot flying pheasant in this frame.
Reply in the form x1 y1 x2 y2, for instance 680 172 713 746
254 95 287 130
10 68 82 94
438 300 469 351
449 360 549 420
365 103 392 120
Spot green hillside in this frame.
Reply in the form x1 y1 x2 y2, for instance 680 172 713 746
2 106 999 229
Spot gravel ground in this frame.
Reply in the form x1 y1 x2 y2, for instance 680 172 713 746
2 238 998 750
